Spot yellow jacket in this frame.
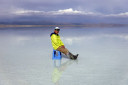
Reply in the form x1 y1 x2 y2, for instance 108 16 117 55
50 32 64 50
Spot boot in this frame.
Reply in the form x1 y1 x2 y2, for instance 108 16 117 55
69 52 75 60
67 52 78 60
73 54 79 60
66 52 74 59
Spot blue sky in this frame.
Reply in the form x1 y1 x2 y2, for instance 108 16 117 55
0 0 128 24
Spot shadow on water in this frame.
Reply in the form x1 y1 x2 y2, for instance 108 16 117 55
52 59 78 85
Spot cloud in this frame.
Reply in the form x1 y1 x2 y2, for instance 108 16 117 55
119 12 128 16
50 8 97 15
0 0 128 24
1 0 128 16
104 34 128 40
12 7 128 16
13 9 45 15
13 8 99 16
13 8 128 19
1 8 127 24
62 36 93 45
62 33 128 46
105 12 128 17
55 8 85 15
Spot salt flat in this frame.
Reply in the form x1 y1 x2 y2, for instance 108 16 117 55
0 27 128 85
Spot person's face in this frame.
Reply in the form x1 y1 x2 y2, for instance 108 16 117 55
54 29 60 34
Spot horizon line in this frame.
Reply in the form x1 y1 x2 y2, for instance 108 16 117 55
0 24 128 28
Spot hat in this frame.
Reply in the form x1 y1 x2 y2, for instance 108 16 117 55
55 27 60 30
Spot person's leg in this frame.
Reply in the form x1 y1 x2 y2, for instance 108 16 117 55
57 46 78 59
56 46 68 55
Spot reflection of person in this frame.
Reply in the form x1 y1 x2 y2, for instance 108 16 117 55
52 60 77 85
50 27 78 60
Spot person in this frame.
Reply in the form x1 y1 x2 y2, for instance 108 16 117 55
50 27 78 60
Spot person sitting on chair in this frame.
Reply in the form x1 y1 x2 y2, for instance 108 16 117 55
50 27 78 60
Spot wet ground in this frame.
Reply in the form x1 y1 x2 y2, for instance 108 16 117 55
0 27 128 85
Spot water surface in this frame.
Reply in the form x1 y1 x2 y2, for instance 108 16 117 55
0 27 128 85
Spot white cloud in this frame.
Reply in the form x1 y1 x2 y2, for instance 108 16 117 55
116 35 128 40
13 8 128 18
105 12 128 17
60 33 128 46
62 37 82 45
13 8 97 15
13 9 45 15
15 10 41 14
54 8 85 15
118 12 128 16
50 8 97 15
104 34 128 40
62 36 93 45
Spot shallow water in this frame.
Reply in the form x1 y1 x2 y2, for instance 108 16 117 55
0 27 128 85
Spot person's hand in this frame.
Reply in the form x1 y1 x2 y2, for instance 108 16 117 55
61 45 65 48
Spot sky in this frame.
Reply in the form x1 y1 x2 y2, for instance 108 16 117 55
0 0 128 24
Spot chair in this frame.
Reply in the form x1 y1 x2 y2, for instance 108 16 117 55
52 49 62 60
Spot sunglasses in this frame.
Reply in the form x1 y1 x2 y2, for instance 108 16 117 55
55 29 60 31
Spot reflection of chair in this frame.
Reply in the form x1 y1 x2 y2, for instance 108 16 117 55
52 49 62 60
53 60 61 67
